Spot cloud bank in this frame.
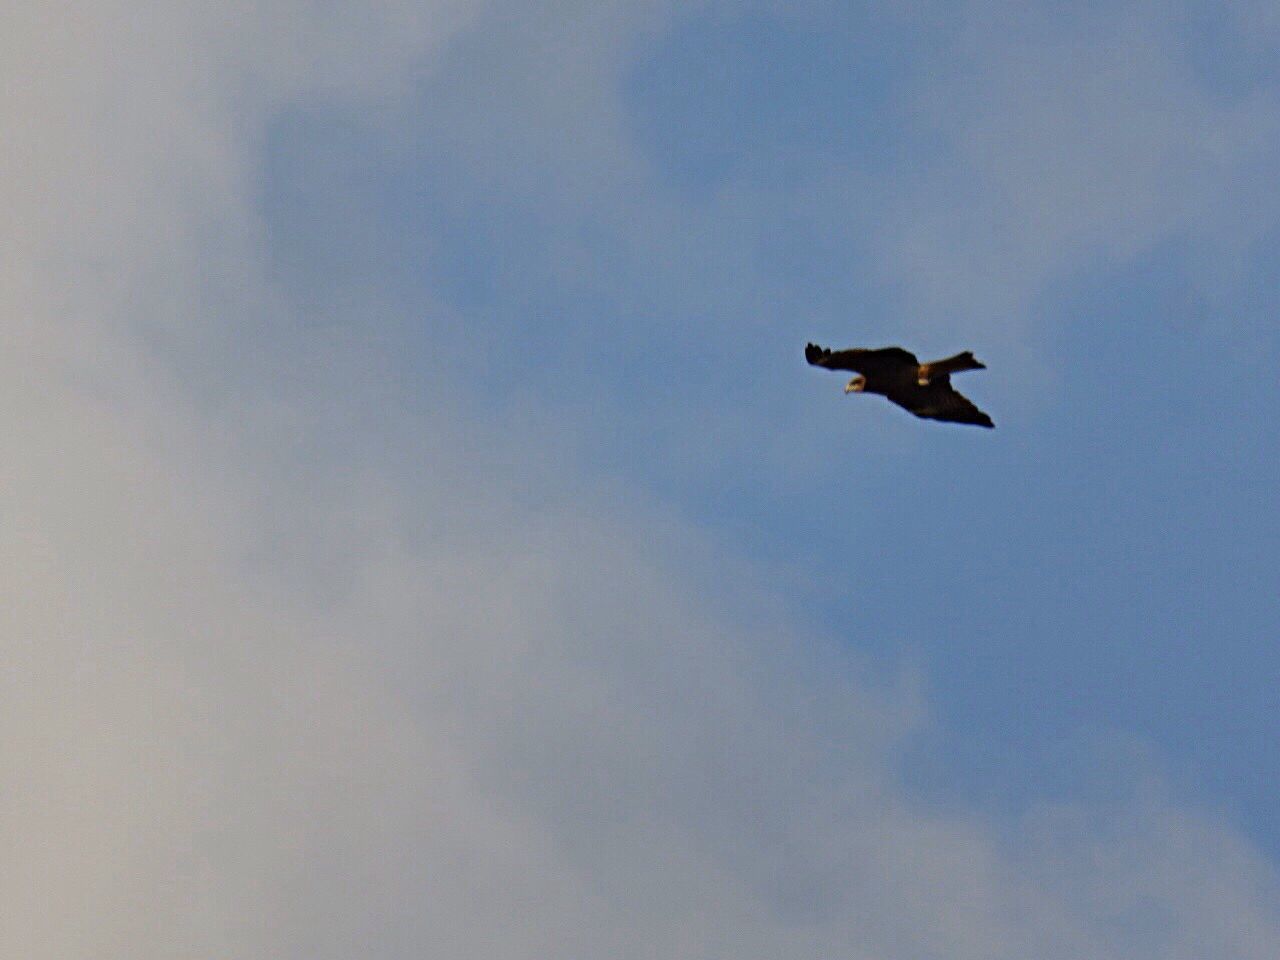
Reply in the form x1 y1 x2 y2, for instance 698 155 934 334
3 2 1278 958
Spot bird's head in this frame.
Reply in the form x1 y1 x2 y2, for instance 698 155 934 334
844 375 866 394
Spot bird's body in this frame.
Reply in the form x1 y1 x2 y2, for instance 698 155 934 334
805 342 994 428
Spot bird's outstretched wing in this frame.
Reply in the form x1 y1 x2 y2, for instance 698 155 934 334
805 343 918 373
888 380 994 428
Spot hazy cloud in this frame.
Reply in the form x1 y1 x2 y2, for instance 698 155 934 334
882 1 1280 328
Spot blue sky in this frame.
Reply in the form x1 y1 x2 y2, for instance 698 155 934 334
261 1 1280 852
7 1 1280 956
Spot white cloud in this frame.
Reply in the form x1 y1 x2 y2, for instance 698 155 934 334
2 2 1279 958
881 2 1280 330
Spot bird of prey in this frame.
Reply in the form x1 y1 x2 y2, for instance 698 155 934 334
805 342 994 428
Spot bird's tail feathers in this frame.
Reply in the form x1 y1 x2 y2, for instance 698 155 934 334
926 351 985 376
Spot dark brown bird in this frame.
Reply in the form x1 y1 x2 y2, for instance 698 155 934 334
805 342 994 428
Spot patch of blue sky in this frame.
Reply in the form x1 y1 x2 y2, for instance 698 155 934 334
623 9 918 191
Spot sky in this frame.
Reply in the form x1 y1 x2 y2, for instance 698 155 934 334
3 1 1279 957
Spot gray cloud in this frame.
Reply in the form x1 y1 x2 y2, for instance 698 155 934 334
3 2 1279 958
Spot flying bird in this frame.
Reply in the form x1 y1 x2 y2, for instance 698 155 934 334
805 342 994 428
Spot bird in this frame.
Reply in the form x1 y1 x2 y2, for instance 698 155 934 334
805 342 994 428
